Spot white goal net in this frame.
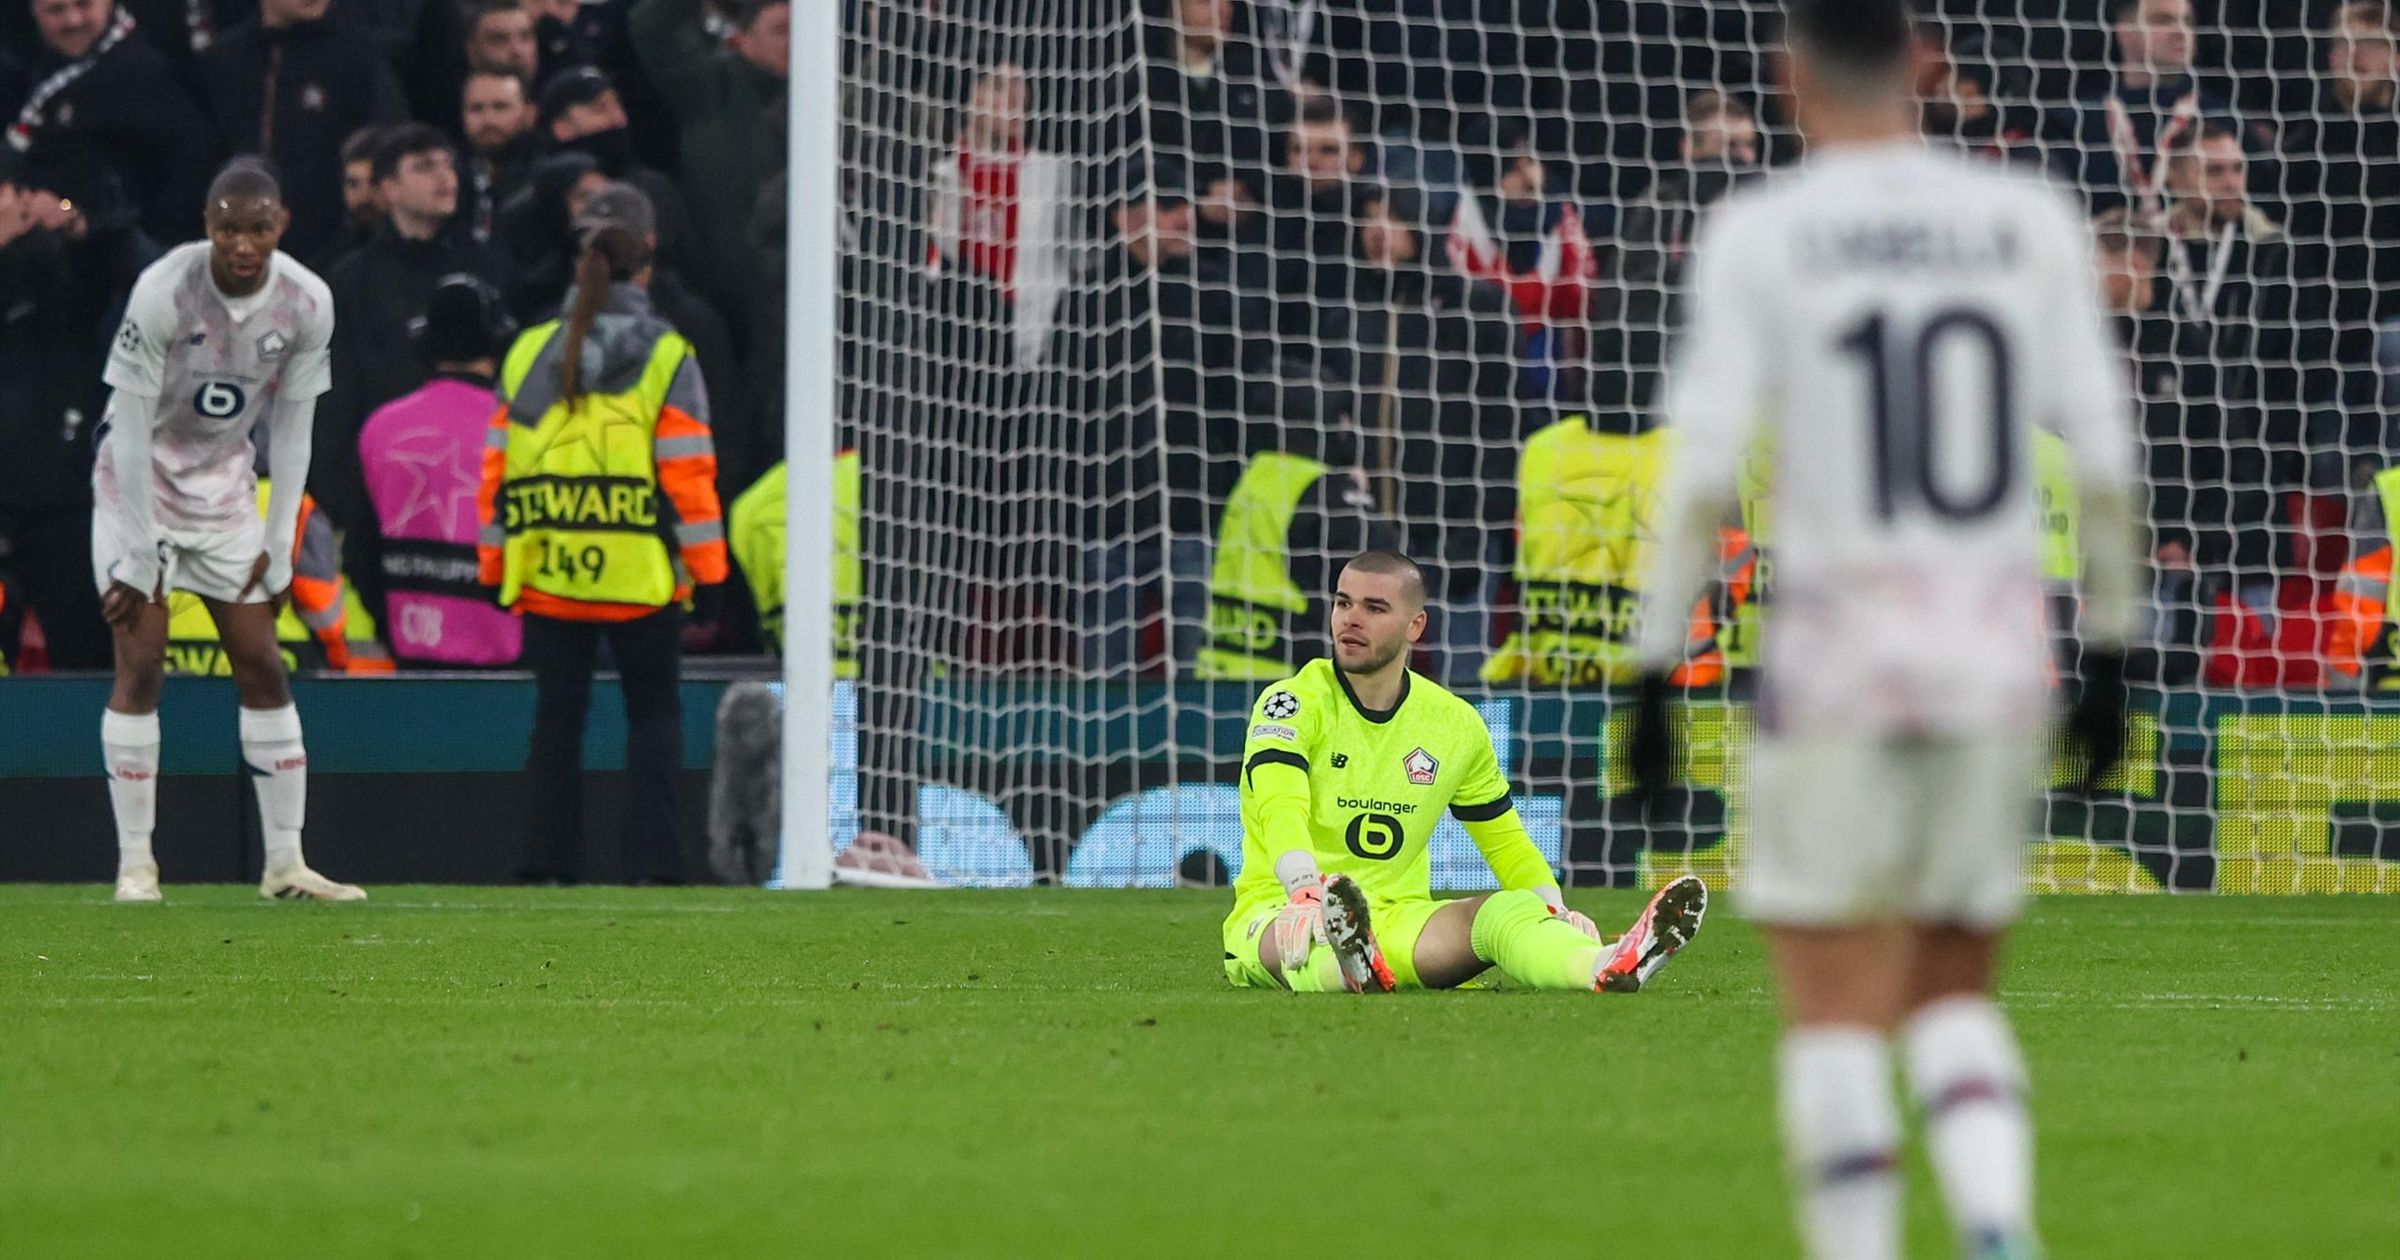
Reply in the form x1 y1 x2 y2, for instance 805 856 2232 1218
826 0 2400 894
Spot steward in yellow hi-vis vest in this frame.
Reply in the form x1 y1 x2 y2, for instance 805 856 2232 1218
1483 417 1724 686
476 185 723 886
476 280 727 620
728 452 860 677
2329 465 2400 687
164 478 387 675
1196 452 1390 681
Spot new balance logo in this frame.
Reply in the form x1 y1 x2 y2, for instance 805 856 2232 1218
1330 753 1349 769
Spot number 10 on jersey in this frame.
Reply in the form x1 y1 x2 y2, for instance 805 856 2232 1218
1838 306 2016 523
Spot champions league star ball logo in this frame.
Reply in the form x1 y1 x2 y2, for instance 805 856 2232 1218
1403 748 1438 786
1262 690 1300 721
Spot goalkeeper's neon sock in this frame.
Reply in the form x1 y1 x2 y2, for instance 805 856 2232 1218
1780 1025 1903 1260
1596 875 1707 992
1468 887 1604 990
1318 875 1396 993
1282 947 1348 993
1902 996 2040 1258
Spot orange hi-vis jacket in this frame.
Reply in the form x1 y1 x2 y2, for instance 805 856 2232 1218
2327 467 2400 686
477 284 726 622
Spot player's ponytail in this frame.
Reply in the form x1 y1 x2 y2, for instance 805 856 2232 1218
558 226 654 408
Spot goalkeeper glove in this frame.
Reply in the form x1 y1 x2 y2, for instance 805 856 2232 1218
1269 881 1329 973
2067 648 2130 795
1626 669 1679 803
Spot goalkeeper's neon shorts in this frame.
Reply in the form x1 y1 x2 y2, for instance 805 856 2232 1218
1221 895 1448 990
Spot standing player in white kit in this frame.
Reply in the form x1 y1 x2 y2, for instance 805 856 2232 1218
1628 2 2140 1257
96 159 366 904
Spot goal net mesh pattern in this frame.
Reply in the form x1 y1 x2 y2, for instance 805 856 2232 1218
832 0 2400 893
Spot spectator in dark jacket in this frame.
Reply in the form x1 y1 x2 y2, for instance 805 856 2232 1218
2149 119 2314 580
494 146 604 321
460 68 535 244
2279 1 2400 417
13 0 218 242
0 149 143 669
197 0 406 264
536 65 691 275
520 0 594 87
328 124 389 263
630 0 786 333
319 123 500 527
1142 0 1287 244
2044 0 2241 210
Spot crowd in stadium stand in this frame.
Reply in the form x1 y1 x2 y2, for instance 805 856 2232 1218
5 0 2400 695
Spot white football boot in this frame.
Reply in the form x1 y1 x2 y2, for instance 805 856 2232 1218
1595 874 1707 993
113 863 163 904
260 865 368 902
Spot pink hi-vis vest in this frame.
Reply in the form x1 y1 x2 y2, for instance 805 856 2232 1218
359 377 523 666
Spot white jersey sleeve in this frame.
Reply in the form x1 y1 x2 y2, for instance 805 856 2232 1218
103 263 182 398
280 259 336 399
1634 201 1773 671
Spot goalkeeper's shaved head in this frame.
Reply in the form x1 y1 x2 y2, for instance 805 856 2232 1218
1343 549 1428 610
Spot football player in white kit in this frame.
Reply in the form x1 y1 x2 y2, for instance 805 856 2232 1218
1628 3 2139 1258
96 159 365 904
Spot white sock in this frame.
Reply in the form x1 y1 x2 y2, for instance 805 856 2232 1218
240 705 308 873
1903 996 2037 1255
102 709 160 872
1779 1026 1903 1260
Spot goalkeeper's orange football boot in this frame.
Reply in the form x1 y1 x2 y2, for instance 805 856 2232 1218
1596 874 1708 993
1319 874 1397 994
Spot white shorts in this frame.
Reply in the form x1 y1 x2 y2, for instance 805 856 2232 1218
91 510 266 605
1739 730 2039 930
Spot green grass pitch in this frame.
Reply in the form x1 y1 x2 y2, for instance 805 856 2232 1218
2 886 2395 1258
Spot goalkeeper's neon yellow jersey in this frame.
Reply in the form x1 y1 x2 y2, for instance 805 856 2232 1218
1232 658 1554 913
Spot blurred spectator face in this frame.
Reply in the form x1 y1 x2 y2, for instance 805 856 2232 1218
549 88 630 143
1499 154 1545 202
1682 101 1759 169
1178 0 1231 51
1287 115 1360 194
1356 197 1418 267
963 66 1028 153
259 0 328 26
562 168 611 221
2168 131 2247 226
381 146 460 228
468 7 539 79
2093 214 2160 314
2114 0 2195 79
1113 198 1194 267
2329 7 2399 107
32 0 112 60
732 1 790 79
343 158 383 223
463 73 534 156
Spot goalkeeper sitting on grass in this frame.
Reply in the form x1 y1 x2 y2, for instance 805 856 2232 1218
1224 550 1708 993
